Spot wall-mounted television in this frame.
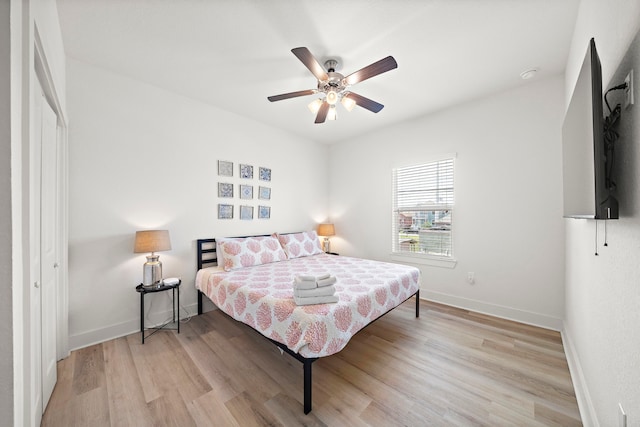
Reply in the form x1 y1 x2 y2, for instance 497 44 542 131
562 38 618 219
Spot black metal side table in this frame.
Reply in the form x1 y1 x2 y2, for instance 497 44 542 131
135 280 181 344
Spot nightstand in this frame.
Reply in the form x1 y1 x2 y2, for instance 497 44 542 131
135 280 181 344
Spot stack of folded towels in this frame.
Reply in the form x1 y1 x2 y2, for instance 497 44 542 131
293 273 338 306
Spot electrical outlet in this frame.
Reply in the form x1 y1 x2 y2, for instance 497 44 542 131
467 272 475 284
619 403 627 427
624 69 634 109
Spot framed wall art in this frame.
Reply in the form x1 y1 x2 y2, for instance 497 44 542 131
218 182 233 198
259 167 271 181
258 186 271 200
258 205 271 219
218 204 233 219
218 160 233 177
240 205 254 220
240 164 253 179
240 184 253 199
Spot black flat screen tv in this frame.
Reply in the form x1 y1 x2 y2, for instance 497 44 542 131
562 38 618 219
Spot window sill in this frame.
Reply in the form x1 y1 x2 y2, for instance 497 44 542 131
390 253 457 269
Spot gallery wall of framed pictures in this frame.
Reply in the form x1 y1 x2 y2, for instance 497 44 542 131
217 160 272 220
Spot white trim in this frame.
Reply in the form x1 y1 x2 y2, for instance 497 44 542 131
390 253 457 269
422 289 563 331
10 1 26 425
68 302 200 351
561 324 599 427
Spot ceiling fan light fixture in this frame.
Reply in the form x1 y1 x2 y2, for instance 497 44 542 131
267 47 398 124
326 90 338 105
341 96 356 112
308 98 323 114
327 105 337 121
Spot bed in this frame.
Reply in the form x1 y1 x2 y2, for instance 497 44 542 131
195 232 420 414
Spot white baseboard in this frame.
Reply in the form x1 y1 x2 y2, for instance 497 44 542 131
421 289 563 331
68 302 201 352
561 325 599 427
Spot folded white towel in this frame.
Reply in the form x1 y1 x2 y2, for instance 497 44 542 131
294 285 336 298
316 273 330 280
297 275 316 281
294 294 339 306
293 276 317 290
316 276 337 288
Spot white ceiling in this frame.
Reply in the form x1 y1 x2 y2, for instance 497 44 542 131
56 0 580 144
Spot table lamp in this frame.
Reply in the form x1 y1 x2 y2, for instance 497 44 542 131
317 223 335 253
134 229 171 288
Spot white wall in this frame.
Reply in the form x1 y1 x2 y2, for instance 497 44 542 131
329 76 566 330
563 1 640 425
66 58 329 349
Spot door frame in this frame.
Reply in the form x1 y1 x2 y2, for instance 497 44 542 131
27 25 69 426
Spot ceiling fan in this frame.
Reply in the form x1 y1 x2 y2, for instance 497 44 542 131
267 47 398 124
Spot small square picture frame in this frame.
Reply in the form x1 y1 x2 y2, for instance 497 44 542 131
259 167 271 182
218 204 233 219
258 205 271 219
258 186 271 200
240 164 253 179
218 182 233 198
218 160 233 177
240 184 253 200
240 205 254 220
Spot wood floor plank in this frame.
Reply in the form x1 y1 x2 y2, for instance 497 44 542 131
72 344 106 395
173 320 241 402
103 337 154 427
186 389 242 427
147 393 197 427
63 385 111 426
42 299 582 426
155 331 212 403
224 391 283 427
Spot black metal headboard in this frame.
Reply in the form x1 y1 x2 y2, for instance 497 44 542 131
197 238 218 270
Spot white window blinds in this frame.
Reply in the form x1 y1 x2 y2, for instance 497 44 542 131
392 158 454 257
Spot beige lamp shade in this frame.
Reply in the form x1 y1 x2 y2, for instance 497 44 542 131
134 230 171 254
317 223 335 237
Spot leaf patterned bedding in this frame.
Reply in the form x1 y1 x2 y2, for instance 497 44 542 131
195 253 420 358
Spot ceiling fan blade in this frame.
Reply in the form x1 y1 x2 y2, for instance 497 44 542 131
314 101 330 124
343 92 384 113
292 47 329 81
343 56 398 86
267 89 316 102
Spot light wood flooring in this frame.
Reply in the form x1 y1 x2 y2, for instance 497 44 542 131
42 299 582 426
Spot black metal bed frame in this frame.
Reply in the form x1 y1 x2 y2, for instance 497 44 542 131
196 237 419 414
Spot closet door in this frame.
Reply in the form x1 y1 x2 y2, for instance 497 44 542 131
40 93 58 410
30 81 43 427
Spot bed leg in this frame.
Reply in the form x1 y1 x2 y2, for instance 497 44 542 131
415 289 420 318
198 290 203 315
303 359 312 414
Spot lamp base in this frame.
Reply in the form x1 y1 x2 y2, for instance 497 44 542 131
142 254 163 288
322 238 331 253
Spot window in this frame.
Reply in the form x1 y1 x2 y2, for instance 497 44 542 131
392 158 454 258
